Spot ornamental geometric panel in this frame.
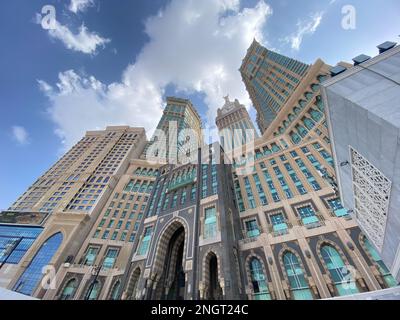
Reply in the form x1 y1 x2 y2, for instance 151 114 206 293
350 146 391 251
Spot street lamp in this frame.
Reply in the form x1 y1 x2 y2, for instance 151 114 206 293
0 237 23 270
85 263 102 300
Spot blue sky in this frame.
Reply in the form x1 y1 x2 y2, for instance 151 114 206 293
0 0 399 209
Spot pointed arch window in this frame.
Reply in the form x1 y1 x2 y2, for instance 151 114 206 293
249 257 271 300
315 96 324 111
320 245 359 296
363 237 397 288
303 117 315 130
311 84 320 92
305 92 313 100
299 100 307 108
110 280 121 300
87 280 101 300
283 252 313 300
309 109 323 122
317 75 328 83
60 278 77 300
14 232 63 296
290 132 301 145
295 124 308 138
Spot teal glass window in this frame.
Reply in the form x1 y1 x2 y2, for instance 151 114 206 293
253 174 267 206
102 248 119 269
60 278 77 300
181 188 187 205
102 230 110 239
249 258 271 300
297 206 319 225
316 96 324 111
364 237 397 288
296 125 308 138
110 281 121 300
245 219 260 238
328 199 348 217
87 280 100 300
303 117 315 130
14 233 63 296
244 177 256 209
234 180 245 212
270 213 288 232
171 192 178 208
283 252 313 300
311 84 320 92
204 207 217 239
137 226 153 256
321 245 359 296
191 184 196 201
83 246 99 266
319 149 334 167
309 109 323 122
290 132 301 144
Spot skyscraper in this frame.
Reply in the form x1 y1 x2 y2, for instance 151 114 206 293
226 43 398 299
1 126 147 296
240 39 310 133
142 97 203 164
9 126 147 215
216 96 258 151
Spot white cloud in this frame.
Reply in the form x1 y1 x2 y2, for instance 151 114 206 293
40 0 272 150
12 126 29 145
69 0 95 14
284 11 324 51
47 20 110 54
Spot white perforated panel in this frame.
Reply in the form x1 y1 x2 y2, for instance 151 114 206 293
350 147 391 251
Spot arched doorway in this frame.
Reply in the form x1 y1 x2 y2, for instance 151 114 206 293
152 221 187 300
205 252 223 300
126 267 141 300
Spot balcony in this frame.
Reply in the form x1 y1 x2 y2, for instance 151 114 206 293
299 214 325 230
268 222 292 237
329 208 350 218
238 229 260 245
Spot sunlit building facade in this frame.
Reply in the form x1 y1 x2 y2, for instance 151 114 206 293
229 42 397 300
1 126 147 297
240 39 310 133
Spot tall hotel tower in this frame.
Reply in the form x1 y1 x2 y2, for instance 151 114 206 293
142 97 203 164
216 95 258 151
240 39 310 133
1 126 147 296
229 40 397 300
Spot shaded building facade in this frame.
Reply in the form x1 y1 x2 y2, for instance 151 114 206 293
321 42 400 283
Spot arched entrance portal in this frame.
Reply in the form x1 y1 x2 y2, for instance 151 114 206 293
204 252 223 300
152 222 187 300
126 267 141 300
